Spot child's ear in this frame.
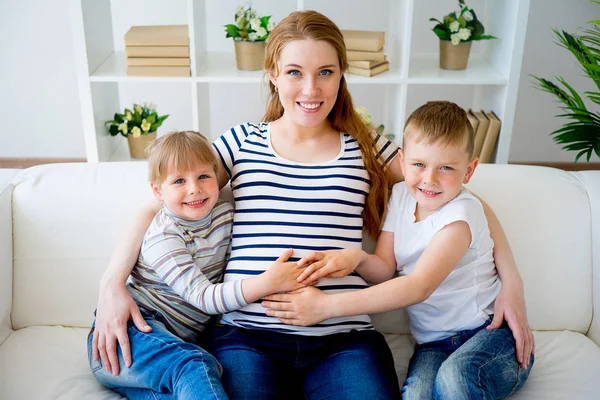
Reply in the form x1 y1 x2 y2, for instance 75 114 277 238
463 157 479 184
398 149 406 177
150 182 163 201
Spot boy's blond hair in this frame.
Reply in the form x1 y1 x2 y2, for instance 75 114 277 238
146 130 219 184
403 101 475 158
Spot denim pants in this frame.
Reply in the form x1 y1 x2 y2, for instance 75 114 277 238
402 318 533 400
209 325 401 400
87 311 227 400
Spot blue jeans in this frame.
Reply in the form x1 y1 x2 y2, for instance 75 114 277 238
402 318 533 400
87 311 228 400
209 325 401 400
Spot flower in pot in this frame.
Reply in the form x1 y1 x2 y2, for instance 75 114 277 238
224 4 275 71
430 0 496 70
105 103 169 159
356 106 395 142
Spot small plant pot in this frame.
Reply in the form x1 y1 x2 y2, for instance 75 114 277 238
127 132 157 159
439 40 472 70
234 40 266 71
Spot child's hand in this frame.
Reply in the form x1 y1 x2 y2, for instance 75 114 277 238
262 286 330 326
265 249 314 293
296 249 365 284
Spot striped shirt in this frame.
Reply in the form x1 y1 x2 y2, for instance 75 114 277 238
212 122 398 336
127 200 245 342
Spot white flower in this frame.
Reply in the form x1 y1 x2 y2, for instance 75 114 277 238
355 106 373 126
118 122 128 134
248 32 258 41
134 105 142 115
463 10 474 22
250 18 261 32
149 103 157 112
141 119 151 132
132 127 141 137
256 27 267 38
125 111 133 121
451 33 461 45
267 19 275 31
458 28 471 41
235 5 245 20
449 20 460 33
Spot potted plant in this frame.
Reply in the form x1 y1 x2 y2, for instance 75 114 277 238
430 0 496 70
224 4 275 71
104 103 169 159
531 0 600 163
356 106 395 142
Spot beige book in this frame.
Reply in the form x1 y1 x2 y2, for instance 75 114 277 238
125 25 189 46
126 45 190 58
348 58 387 69
479 111 502 163
471 110 490 158
127 57 190 67
126 66 191 77
347 61 390 77
347 49 386 62
342 30 385 52
466 109 480 143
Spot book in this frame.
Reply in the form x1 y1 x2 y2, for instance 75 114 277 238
126 57 191 67
479 111 502 163
342 30 385 52
347 58 387 69
347 61 390 77
467 109 480 138
124 25 189 46
126 66 190 77
471 110 490 158
126 46 190 58
347 49 386 62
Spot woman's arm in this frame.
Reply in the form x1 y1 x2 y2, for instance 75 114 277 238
92 199 161 375
479 197 534 370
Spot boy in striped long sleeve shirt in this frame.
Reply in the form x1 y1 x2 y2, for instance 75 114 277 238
87 131 306 400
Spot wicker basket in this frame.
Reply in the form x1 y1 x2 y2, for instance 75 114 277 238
439 40 473 70
234 40 267 71
127 132 157 159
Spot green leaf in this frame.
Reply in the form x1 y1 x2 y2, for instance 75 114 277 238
574 149 590 163
108 124 119 136
146 114 156 124
260 15 271 29
133 111 142 125
224 24 240 38
157 114 169 123
433 26 450 41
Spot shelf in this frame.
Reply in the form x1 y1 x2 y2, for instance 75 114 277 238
108 138 147 162
408 54 507 85
90 52 192 83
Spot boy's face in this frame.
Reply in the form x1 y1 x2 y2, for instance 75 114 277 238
151 163 219 220
400 134 478 218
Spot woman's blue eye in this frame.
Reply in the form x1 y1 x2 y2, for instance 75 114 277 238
319 69 333 76
287 70 301 76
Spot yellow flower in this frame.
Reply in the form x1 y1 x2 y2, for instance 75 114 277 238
141 119 151 132
118 122 128 134
132 127 141 137
125 111 133 121
135 105 143 115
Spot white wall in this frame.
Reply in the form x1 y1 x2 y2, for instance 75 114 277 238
0 0 85 158
510 0 599 163
0 0 597 162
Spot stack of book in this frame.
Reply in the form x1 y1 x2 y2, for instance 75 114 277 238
343 30 389 77
125 25 191 77
467 109 502 163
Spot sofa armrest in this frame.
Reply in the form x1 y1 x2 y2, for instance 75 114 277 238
0 170 19 345
578 171 600 346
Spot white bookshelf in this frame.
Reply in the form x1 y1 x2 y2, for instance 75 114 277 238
70 0 530 163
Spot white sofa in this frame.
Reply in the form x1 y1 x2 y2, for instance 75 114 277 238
0 162 599 399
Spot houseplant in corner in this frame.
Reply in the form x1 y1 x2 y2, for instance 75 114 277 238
531 0 600 163
430 0 496 70
105 103 169 159
224 4 275 70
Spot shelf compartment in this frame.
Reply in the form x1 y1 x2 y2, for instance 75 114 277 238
408 54 506 85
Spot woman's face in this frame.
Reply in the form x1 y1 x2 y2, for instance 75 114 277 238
270 39 342 128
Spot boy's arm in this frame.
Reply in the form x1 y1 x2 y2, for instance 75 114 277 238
263 221 471 324
93 199 161 375
355 231 397 284
479 197 534 369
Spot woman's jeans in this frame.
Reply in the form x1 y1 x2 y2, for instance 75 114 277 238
87 312 227 400
209 325 401 400
402 318 534 400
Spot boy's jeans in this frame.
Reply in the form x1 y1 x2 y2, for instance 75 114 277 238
402 318 533 400
87 311 227 400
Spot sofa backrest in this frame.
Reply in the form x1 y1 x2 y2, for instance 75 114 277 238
8 163 595 335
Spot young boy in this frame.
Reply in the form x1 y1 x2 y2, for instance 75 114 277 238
262 102 534 399
87 130 306 400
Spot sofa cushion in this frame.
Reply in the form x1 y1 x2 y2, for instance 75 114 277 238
0 327 598 400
